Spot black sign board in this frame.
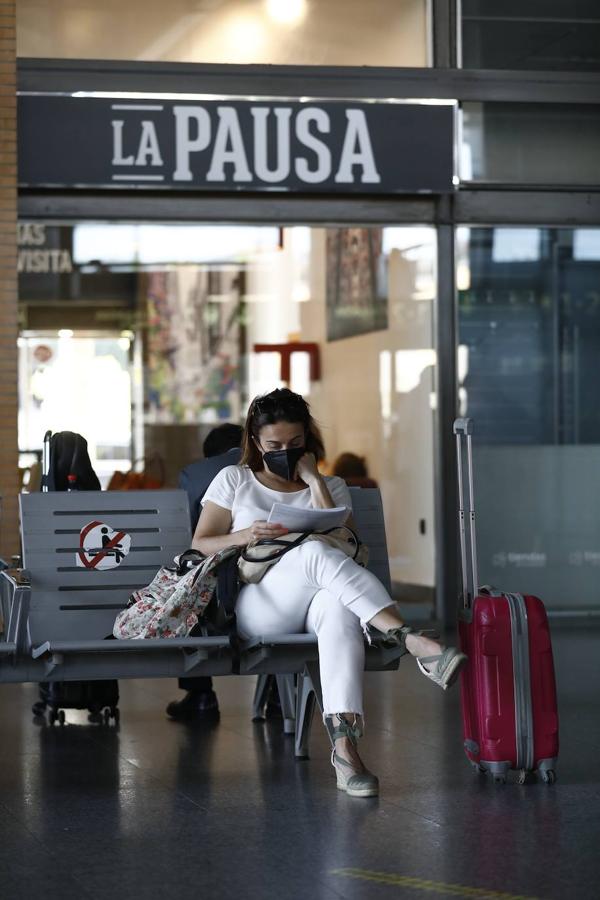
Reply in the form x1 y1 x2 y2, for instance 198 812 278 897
18 95 454 194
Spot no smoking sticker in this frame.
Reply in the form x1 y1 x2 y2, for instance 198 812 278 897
77 520 132 570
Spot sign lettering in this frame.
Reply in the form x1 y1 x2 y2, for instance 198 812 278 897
18 96 455 194
17 224 73 274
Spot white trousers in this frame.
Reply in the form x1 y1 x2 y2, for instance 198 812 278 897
235 541 393 716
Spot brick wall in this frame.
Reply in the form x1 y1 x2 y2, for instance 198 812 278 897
0 0 18 560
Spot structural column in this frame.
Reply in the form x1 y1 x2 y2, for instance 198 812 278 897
0 0 18 560
434 221 459 630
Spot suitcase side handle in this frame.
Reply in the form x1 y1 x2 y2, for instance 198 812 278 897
479 584 502 598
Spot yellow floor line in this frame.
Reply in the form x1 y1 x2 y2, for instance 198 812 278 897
331 868 540 900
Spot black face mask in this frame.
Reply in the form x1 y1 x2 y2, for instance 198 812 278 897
262 447 305 481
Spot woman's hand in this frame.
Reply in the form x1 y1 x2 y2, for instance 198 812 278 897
244 520 289 544
295 452 320 485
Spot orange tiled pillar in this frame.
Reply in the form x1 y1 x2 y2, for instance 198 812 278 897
0 0 18 560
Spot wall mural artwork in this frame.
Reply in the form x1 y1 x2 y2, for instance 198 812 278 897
146 267 245 424
326 228 388 341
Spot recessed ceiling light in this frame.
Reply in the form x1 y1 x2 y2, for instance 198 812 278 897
266 0 307 26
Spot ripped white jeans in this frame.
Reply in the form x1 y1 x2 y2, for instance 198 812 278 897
235 541 393 716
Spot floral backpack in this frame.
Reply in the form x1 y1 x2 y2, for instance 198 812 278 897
113 546 240 640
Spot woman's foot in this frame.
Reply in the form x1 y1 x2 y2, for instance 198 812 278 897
414 646 467 690
329 715 379 798
383 627 468 691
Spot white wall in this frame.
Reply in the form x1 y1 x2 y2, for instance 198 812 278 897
300 229 436 588
243 226 436 588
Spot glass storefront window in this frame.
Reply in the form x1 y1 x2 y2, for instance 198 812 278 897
461 1 600 71
17 0 429 67
18 332 133 487
18 220 437 606
457 226 600 610
460 102 600 185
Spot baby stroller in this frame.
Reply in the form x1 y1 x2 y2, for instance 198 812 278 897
31 430 120 725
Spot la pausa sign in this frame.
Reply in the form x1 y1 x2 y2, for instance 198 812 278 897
17 96 454 193
113 105 383 186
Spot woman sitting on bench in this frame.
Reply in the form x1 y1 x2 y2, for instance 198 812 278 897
193 388 467 799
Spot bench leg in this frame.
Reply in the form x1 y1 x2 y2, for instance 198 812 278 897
251 674 271 721
295 661 332 758
275 674 296 735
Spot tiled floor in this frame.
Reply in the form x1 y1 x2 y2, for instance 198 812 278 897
0 624 597 900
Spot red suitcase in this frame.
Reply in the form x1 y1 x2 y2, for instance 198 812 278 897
454 418 559 785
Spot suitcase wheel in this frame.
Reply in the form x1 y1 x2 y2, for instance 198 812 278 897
32 700 46 717
517 769 535 786
493 774 507 785
471 763 486 775
540 769 556 785
99 706 119 725
48 708 66 726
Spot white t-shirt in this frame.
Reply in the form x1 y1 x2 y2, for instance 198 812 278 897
201 465 352 533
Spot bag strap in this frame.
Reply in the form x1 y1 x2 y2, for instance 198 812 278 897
240 523 362 564
239 531 312 563
176 549 204 576
215 553 241 674
318 524 361 560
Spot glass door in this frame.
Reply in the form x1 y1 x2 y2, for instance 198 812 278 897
457 226 600 611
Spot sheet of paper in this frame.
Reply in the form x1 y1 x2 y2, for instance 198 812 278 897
267 502 350 532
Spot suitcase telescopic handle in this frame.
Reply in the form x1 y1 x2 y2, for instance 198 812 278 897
454 417 479 609
453 418 474 436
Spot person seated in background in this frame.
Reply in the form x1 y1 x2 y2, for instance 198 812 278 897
166 423 243 721
331 452 378 489
179 424 244 533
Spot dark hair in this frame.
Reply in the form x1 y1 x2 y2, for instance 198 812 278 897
203 423 243 458
241 388 325 471
332 452 368 479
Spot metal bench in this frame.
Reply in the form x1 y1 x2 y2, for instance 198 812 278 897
0 487 403 756
0 490 232 682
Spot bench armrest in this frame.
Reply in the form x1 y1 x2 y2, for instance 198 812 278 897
32 636 230 658
240 634 320 675
0 569 32 654
242 634 318 651
0 568 31 589
32 635 233 676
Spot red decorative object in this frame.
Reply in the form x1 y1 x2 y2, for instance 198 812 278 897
253 342 321 385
